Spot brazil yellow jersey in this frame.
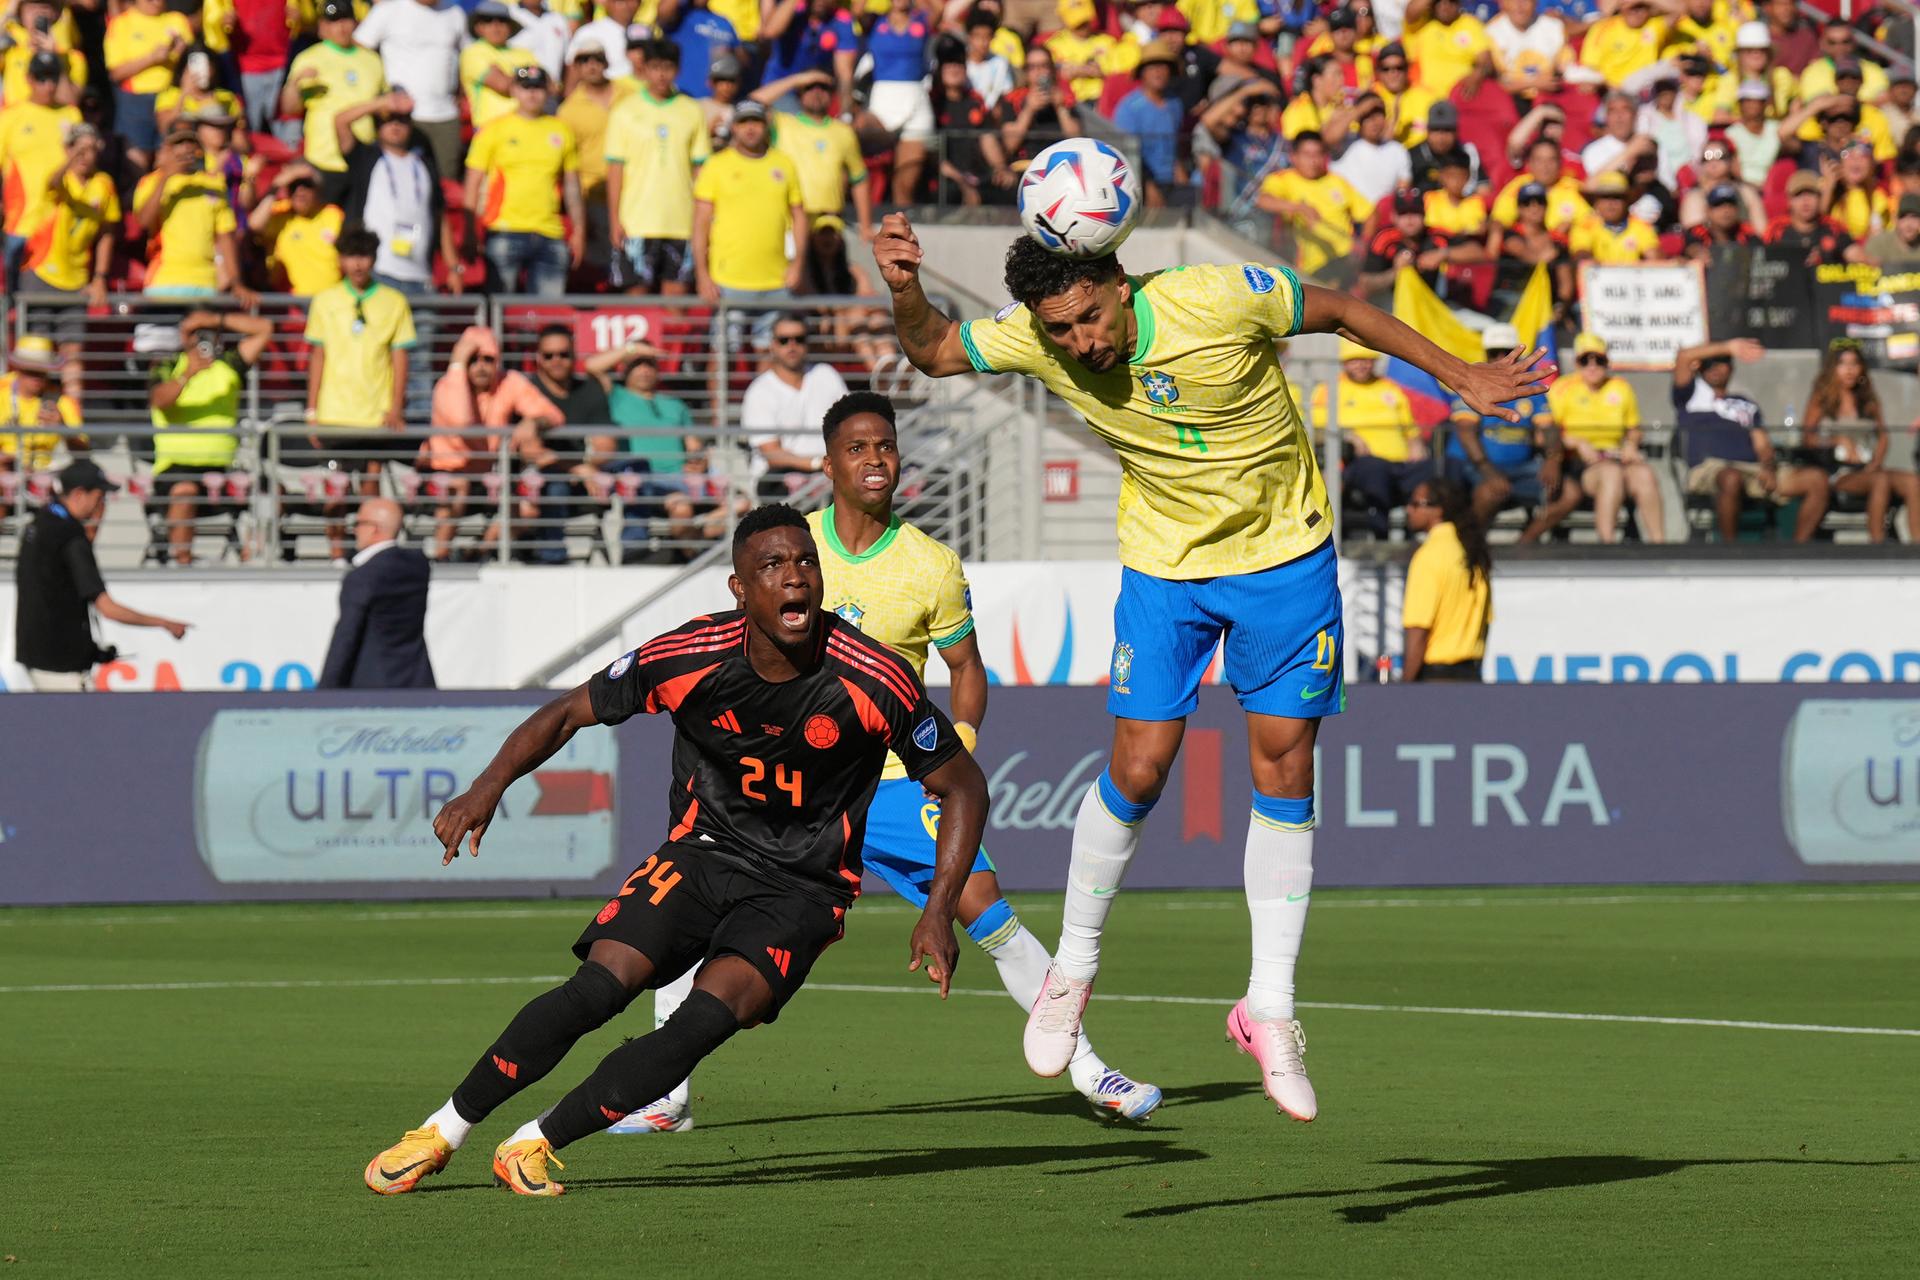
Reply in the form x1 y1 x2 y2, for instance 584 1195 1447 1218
807 506 974 780
1548 375 1640 452
960 262 1331 580
131 169 235 292
461 41 539 132
286 40 386 173
304 279 417 429
772 111 865 216
605 89 708 239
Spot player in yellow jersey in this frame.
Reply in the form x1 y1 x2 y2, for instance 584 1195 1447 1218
876 212 1548 1122
617 392 1162 1134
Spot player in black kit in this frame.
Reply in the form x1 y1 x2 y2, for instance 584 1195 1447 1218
363 505 989 1198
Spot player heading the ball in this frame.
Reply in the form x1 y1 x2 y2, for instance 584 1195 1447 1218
873 211 1548 1122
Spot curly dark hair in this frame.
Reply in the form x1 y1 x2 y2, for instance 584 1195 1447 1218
1003 235 1124 309
731 503 811 559
821 391 896 447
1431 477 1492 588
335 224 380 259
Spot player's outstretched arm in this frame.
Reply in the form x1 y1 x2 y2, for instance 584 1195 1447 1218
1300 283 1555 423
433 685 598 865
873 212 976 378
906 749 990 997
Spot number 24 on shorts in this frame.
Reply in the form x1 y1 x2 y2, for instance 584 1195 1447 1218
619 854 683 905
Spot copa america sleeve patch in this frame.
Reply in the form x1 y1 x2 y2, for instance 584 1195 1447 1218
1243 265 1276 294
993 300 1019 322
913 716 939 752
607 651 635 680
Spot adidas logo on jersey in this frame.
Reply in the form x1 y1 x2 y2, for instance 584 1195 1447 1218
711 710 742 733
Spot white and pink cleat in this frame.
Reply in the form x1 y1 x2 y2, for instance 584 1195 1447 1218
1226 998 1318 1122
1023 965 1094 1077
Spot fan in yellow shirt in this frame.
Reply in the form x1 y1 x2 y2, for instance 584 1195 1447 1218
249 169 344 296
1567 174 1660 264
756 71 870 232
1255 131 1374 282
1423 165 1488 239
1490 139 1590 232
1402 478 1492 681
1311 340 1429 538
462 3 541 132
1579 1 1668 87
692 102 804 295
0 44 85 111
1404 0 1491 98
466 70 586 291
0 335 82 472
1048 0 1116 105
1547 331 1663 543
282 4 387 176
1663 0 1739 69
131 130 240 296
0 85 80 244
606 39 711 290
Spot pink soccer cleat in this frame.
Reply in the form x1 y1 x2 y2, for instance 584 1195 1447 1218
1227 998 1318 1122
1023 965 1093 1077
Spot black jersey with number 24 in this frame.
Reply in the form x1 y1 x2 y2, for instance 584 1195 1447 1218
587 610 963 908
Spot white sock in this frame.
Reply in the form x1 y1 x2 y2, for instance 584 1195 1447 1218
1244 797 1315 1022
985 921 1107 1094
513 1117 547 1146
424 1097 472 1150
654 969 696 1107
1055 779 1146 981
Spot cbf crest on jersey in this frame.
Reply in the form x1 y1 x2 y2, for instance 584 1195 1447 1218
1141 371 1179 406
1111 641 1134 694
833 601 866 630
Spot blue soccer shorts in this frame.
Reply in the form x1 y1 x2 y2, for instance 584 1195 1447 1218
1107 536 1345 721
861 777 994 908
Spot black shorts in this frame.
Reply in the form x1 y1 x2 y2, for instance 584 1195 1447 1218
574 844 845 1023
284 432 410 470
619 237 694 291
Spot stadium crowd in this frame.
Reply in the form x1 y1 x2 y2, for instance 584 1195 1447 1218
0 0 1916 555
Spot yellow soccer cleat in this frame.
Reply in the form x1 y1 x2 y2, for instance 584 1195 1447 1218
492 1136 566 1197
364 1124 454 1195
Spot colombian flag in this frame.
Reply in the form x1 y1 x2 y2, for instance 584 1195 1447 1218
1384 264 1554 425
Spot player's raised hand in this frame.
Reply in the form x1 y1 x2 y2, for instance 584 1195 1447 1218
1451 346 1556 422
873 212 924 294
434 787 498 865
907 911 959 998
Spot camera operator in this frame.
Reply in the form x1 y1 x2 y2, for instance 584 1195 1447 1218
13 459 191 691
149 309 273 564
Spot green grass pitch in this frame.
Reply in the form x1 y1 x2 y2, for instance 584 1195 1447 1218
5 885 1917 1276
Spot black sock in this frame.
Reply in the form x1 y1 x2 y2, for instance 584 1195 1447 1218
450 961 633 1124
540 989 740 1149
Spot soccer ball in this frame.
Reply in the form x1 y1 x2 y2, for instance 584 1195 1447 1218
1017 138 1141 258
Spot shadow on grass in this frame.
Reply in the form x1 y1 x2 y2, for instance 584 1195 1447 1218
1127 1155 1920 1223
690 1079 1263 1132
419 1138 1209 1194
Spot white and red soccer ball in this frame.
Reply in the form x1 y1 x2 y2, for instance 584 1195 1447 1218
1017 138 1142 258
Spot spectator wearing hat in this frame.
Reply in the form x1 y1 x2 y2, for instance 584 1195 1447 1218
1883 70 1919 146
1280 54 1361 142
465 65 583 297
419 325 563 561
131 126 247 301
1359 187 1474 305
1864 194 1920 271
664 0 745 98
154 46 243 141
961 6 1016 109
1423 149 1488 237
1765 170 1864 266
14 458 189 691
1256 130 1373 284
1444 321 1574 538
462 1 539 133
0 335 81 475
1677 139 1763 231
1373 43 1439 148
1683 181 1757 262
334 90 459 300
103 0 192 170
316 496 435 689
510 0 573 82
353 0 469 179
1799 21 1888 104
228 0 298 138
1 1 85 111
568 0 644 85
0 52 78 290
605 39 709 295
1404 0 1493 98
1569 171 1660 262
752 70 871 240
1486 0 1567 100
190 102 256 226
800 214 897 370
1693 20 1794 125
1489 180 1573 312
147 308 273 564
1549 331 1663 543
1576 0 1664 89
1310 338 1429 539
1333 94 1413 206
304 225 416 562
1214 22 1270 85
697 52 745 145
25 125 116 403
1794 63 1898 163
1049 0 1117 107
1673 336 1828 543
692 100 806 306
1001 45 1083 168
283 2 387 203
1721 81 1781 186
1288 7 1374 95
1113 37 1190 204
1490 134 1587 231
1407 100 1483 193
249 164 345 297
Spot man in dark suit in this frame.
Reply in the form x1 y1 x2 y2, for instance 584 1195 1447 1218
318 498 436 689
